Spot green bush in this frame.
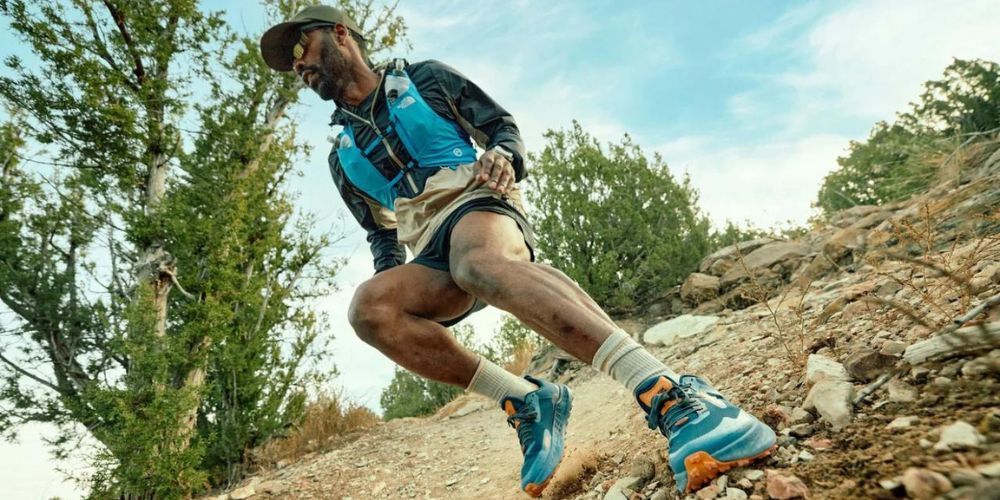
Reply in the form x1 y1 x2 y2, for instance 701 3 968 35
816 59 1000 215
526 122 712 312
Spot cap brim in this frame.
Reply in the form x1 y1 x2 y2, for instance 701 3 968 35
260 20 307 72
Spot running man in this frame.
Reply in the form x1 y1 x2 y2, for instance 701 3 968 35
260 6 776 496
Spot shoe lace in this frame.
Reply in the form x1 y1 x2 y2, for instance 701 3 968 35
646 386 705 434
507 405 538 448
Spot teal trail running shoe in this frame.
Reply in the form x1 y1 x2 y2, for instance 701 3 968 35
635 374 776 493
501 375 572 497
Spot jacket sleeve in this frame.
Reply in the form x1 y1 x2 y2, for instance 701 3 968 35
422 60 529 181
328 148 406 273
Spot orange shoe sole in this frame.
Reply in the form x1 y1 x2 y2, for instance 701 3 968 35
523 457 564 498
683 445 777 492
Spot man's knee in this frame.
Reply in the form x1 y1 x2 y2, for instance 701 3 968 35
452 250 522 298
348 279 397 345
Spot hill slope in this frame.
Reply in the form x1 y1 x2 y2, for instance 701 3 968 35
209 142 1000 500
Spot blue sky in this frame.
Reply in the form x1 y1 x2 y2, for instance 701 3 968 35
2 0 1000 497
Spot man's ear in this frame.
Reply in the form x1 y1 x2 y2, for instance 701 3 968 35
333 24 351 47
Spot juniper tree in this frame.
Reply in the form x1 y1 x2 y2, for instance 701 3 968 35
0 0 407 496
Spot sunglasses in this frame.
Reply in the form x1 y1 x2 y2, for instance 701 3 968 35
292 24 335 61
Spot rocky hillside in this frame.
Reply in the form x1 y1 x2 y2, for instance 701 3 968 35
206 144 1000 500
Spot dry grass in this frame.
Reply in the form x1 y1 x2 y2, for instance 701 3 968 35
251 392 380 469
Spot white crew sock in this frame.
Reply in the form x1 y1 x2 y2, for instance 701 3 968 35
592 329 679 393
466 356 537 404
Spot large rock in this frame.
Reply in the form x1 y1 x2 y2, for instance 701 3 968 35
643 315 720 346
699 238 775 276
843 348 897 382
806 354 851 383
720 242 811 286
806 378 854 429
681 273 721 304
829 205 882 228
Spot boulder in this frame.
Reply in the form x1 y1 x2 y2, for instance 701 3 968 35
643 315 720 346
681 273 721 304
699 238 775 276
720 242 811 286
829 205 882 228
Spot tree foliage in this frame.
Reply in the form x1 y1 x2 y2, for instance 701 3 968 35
526 122 712 312
816 59 1000 214
0 0 407 496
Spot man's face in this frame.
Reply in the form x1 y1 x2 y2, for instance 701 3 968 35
293 27 352 101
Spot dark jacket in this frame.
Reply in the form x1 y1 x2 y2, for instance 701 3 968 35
328 59 526 273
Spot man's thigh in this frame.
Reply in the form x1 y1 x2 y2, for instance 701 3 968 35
355 262 476 323
449 211 532 266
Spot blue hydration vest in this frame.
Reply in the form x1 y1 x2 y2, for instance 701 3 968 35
335 61 477 210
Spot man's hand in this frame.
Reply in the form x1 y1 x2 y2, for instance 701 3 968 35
473 149 516 195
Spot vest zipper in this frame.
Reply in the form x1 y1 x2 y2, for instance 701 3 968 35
404 170 419 195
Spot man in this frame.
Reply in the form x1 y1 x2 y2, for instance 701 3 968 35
260 6 776 496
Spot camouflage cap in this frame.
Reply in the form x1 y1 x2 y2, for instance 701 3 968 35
259 5 364 71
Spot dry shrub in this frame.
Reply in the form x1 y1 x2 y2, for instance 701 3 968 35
866 206 1000 338
504 340 536 376
252 392 380 468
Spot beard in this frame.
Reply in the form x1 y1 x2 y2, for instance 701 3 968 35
307 36 353 101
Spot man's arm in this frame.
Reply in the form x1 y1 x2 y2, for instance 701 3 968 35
419 60 528 181
328 149 406 273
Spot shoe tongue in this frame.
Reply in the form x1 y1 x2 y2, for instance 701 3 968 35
501 398 522 417
635 375 675 412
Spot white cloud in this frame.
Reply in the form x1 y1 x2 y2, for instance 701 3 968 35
777 0 1000 125
655 134 849 228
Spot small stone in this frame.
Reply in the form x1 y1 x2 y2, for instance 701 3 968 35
886 416 917 429
715 474 729 491
911 366 931 384
932 376 952 386
765 470 809 499
629 457 656 482
649 490 669 500
695 484 721 499
725 487 748 500
797 450 815 462
806 354 851 383
788 424 815 438
743 470 764 481
844 348 897 382
480 477 491 484
934 421 986 451
806 378 854 429
919 438 933 448
901 467 953 500
879 340 907 356
737 478 753 489
604 476 644 500
961 352 999 379
790 408 814 425
229 485 256 500
257 481 287 496
762 405 791 430
887 379 918 403
948 468 982 487
445 477 459 486
977 462 1000 478
879 477 902 490
804 437 833 450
